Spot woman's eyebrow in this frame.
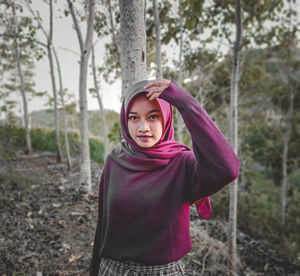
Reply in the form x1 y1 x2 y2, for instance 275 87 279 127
128 109 160 115
148 109 161 113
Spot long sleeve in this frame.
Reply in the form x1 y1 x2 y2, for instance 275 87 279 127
160 80 240 203
89 172 104 276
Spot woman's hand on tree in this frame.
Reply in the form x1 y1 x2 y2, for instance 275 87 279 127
144 78 171 101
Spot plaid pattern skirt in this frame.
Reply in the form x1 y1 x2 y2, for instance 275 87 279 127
98 257 185 276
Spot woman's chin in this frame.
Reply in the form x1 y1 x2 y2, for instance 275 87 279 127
135 139 156 148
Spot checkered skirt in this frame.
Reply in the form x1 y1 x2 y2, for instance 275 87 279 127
98 257 185 276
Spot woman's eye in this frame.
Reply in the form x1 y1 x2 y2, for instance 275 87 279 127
128 116 137 120
150 114 159 119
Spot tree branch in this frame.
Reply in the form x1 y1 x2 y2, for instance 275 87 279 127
23 0 49 39
85 0 95 50
67 0 84 53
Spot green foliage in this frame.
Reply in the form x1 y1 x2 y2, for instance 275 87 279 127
108 122 121 144
89 138 104 164
0 125 26 150
31 128 58 152
0 125 105 164
212 171 300 259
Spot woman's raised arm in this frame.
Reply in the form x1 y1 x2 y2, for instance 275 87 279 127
157 80 240 202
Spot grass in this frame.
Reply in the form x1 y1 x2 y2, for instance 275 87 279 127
0 125 105 164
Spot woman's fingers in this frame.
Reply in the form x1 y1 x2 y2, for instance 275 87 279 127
144 78 170 90
146 86 160 95
144 78 171 101
148 92 160 101
146 86 162 101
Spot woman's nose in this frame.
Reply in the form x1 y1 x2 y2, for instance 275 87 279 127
138 120 150 132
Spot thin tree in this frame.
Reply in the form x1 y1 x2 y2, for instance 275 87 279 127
228 0 242 272
24 0 63 162
91 45 109 161
47 0 62 162
67 0 95 192
107 0 119 53
176 0 184 143
52 46 72 170
12 2 32 154
119 0 147 96
152 0 162 78
280 3 295 227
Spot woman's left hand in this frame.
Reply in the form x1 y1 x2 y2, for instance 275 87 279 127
144 78 171 101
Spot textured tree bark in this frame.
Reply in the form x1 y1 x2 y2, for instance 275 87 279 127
229 0 242 272
68 0 95 192
144 0 147 24
153 0 162 78
119 0 147 96
91 45 109 161
13 3 32 154
176 0 184 143
48 0 62 163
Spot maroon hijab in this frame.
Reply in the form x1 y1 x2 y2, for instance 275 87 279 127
112 80 211 219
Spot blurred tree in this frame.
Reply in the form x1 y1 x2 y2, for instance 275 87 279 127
24 0 63 163
152 0 162 78
276 3 298 227
13 2 31 153
66 0 95 193
0 1 43 153
90 44 109 161
228 0 242 271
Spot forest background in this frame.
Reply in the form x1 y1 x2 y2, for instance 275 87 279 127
0 0 300 275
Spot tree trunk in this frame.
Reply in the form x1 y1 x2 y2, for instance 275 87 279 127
196 86 204 106
52 45 72 171
13 3 32 154
280 17 294 226
119 0 147 96
48 0 62 162
25 0 71 167
228 0 242 272
107 0 119 53
144 0 147 24
78 53 92 190
153 0 162 78
91 45 109 161
240 158 247 190
281 131 290 226
176 0 184 143
67 0 95 193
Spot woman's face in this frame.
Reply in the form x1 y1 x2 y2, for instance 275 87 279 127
127 94 164 148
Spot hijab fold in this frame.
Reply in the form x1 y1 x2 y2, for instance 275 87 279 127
111 80 211 219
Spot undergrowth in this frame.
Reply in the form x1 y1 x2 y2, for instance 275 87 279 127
0 125 104 164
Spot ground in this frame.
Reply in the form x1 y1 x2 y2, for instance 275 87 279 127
0 153 299 276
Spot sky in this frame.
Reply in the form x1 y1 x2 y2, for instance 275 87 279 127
2 1 299 118
10 1 123 116
2 0 186 118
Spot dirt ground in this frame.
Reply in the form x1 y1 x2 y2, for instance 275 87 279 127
0 153 101 275
0 153 299 276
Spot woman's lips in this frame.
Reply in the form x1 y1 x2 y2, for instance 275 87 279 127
138 136 152 141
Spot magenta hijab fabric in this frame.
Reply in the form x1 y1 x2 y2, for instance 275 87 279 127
114 80 211 219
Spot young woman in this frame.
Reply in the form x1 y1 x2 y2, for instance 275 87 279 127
90 78 240 276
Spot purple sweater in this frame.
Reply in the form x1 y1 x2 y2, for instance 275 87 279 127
90 81 240 275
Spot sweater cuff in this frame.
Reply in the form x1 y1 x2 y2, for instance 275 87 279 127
159 80 196 112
